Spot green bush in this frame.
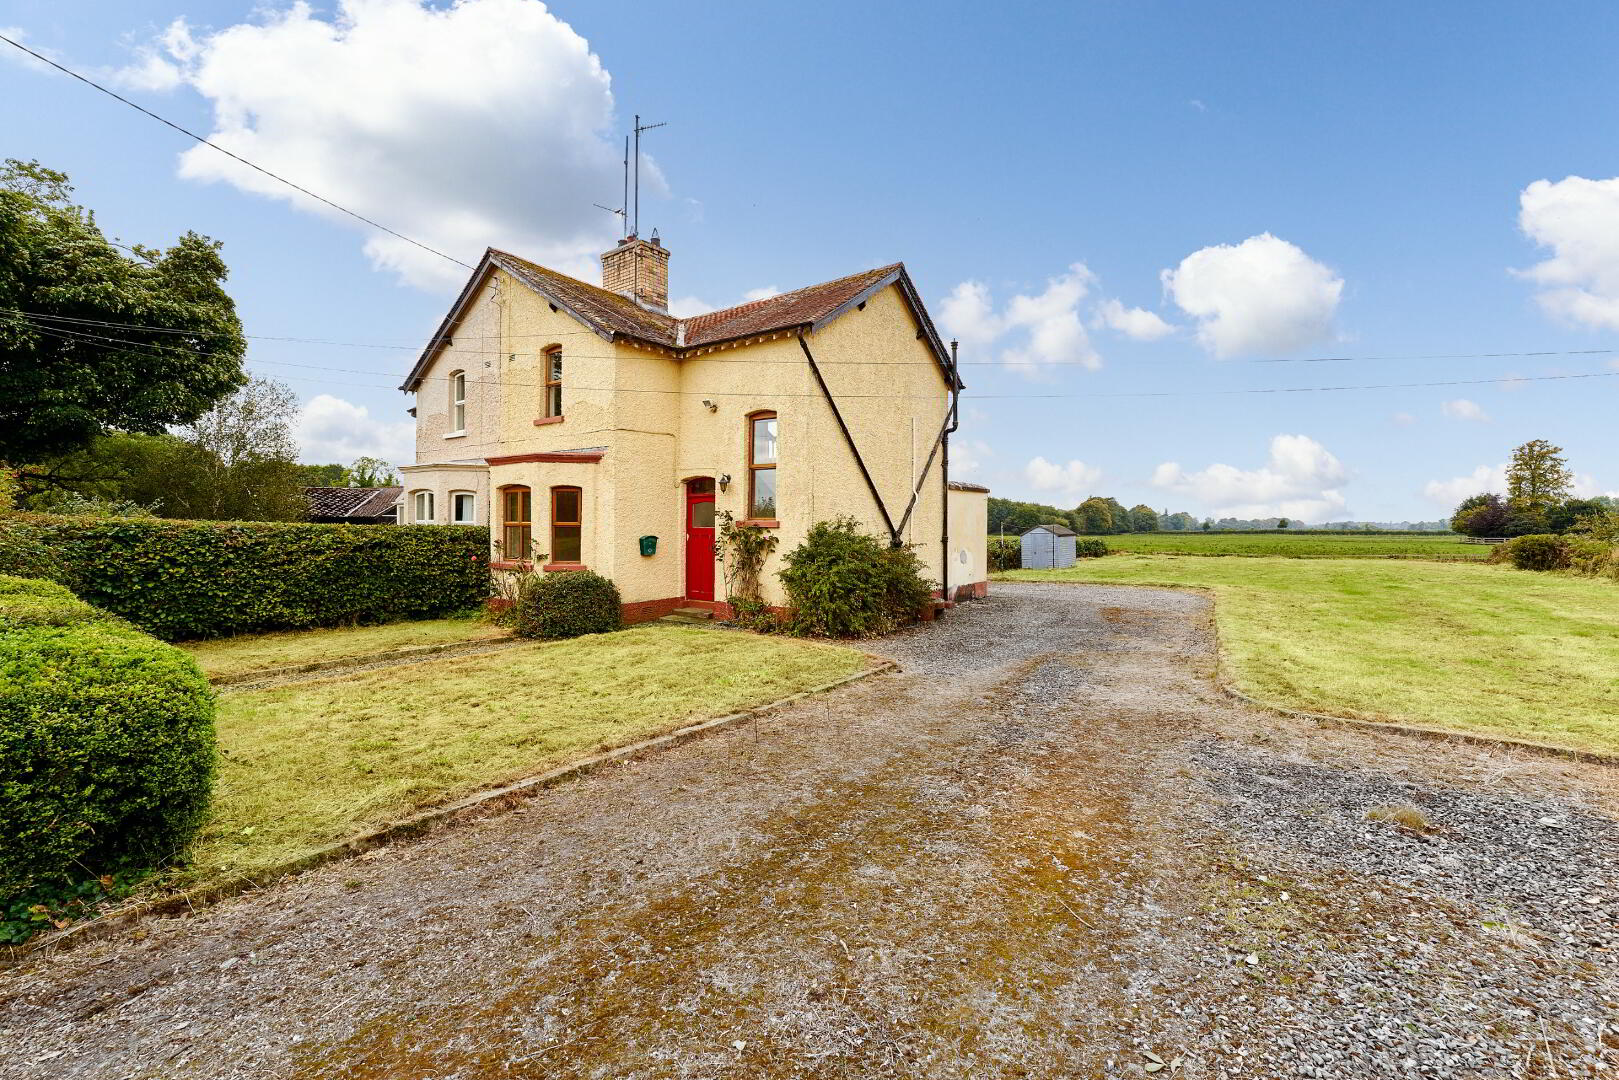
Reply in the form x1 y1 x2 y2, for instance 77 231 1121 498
0 516 489 640
1075 537 1109 559
779 517 935 638
514 570 623 640
1564 537 1619 580
1500 533 1570 571
987 536 1021 571
0 575 215 913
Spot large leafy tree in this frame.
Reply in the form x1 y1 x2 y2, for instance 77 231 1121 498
1505 439 1572 513
0 159 246 464
1128 504 1159 532
1075 496 1114 534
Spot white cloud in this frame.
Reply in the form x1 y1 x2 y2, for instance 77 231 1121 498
941 266 1121 373
952 439 994 480
118 0 628 291
295 394 415 465
1093 298 1175 341
1516 175 1619 330
667 296 712 318
1392 412 1417 426
0 26 59 72
1188 98 1208 113
1441 398 1489 422
1572 473 1619 500
743 286 781 302
1161 233 1343 357
939 280 1004 352
1422 463 1506 506
1024 456 1101 500
1151 434 1348 520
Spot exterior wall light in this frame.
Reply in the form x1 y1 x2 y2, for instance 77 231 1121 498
718 473 731 492
701 399 717 412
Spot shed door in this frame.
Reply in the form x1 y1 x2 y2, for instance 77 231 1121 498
684 478 716 602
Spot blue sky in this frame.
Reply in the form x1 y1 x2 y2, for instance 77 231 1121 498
4 0 1618 521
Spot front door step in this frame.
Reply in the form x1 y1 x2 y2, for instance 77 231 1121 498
671 607 714 620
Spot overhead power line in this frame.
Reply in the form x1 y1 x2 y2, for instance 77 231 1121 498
8 309 1617 370
0 32 473 271
22 315 1616 402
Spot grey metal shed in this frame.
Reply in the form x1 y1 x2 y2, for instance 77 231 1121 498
1020 524 1077 569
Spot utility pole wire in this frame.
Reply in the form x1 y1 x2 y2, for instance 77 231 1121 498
0 31 474 271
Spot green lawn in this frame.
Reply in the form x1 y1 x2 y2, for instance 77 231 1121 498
1044 532 1483 558
184 616 508 680
1002 556 1619 756
187 624 867 884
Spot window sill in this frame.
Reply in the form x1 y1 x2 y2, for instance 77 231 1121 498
490 559 532 571
543 562 588 573
443 431 467 440
739 519 780 529
532 415 565 426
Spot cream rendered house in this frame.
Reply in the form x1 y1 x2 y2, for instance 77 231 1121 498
398 236 988 622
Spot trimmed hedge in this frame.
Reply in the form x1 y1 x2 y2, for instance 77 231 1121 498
0 517 68 583
988 536 1021 572
1075 537 1109 559
0 575 215 905
515 570 623 639
0 516 490 640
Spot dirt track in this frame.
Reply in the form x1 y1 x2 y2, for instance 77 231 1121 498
1 582 1614 1078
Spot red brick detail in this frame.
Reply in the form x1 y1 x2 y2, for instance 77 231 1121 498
486 450 603 465
954 581 988 601
486 597 513 614
532 416 565 426
738 519 779 529
542 562 588 573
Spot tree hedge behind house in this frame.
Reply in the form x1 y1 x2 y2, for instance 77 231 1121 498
0 575 215 909
0 517 489 640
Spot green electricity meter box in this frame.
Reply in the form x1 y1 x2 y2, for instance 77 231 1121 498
638 535 658 556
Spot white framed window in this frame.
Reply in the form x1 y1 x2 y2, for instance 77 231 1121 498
451 491 476 524
412 490 435 523
449 370 466 433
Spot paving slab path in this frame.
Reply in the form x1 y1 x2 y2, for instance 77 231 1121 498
2 583 1615 1079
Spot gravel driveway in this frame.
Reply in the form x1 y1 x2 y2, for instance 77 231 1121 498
2 582 1614 1079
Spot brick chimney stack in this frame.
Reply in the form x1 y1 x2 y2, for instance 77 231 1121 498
600 234 669 311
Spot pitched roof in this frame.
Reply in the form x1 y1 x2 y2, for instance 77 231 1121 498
947 480 991 493
400 250 958 391
1024 523 1076 536
305 487 402 519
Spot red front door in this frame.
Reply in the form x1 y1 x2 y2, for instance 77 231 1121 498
684 478 716 601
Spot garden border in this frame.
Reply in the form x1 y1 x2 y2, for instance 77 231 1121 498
12 656 899 960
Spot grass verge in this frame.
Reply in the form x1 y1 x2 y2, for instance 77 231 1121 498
183 616 505 680
1041 532 1482 558
1002 556 1619 756
186 624 865 885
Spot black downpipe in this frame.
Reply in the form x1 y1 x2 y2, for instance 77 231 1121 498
941 339 960 600
797 332 901 546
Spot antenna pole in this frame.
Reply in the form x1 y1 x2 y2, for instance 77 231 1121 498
631 114 667 239
622 136 629 239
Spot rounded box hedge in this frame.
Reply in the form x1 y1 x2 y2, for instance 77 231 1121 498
0 575 216 903
515 570 623 640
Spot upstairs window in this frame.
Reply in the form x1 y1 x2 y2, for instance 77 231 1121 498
412 490 435 523
551 486 582 563
451 491 476 524
543 346 563 418
501 486 532 560
747 411 777 520
449 371 466 432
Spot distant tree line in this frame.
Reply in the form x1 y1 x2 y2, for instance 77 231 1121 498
989 496 1449 536
1449 439 1616 538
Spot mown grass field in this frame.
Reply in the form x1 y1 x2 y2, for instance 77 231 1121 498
1002 555 1619 756
184 616 506 680
1052 532 1482 558
186 624 867 884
